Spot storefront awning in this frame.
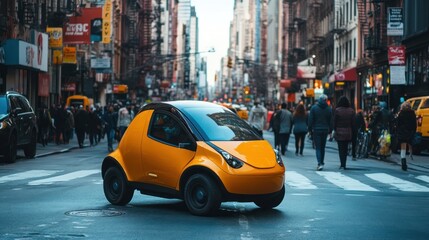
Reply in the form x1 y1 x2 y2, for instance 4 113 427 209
329 67 357 82
336 67 357 81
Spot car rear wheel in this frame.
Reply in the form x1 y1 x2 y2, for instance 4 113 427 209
184 174 221 216
24 129 37 159
254 185 285 209
4 134 17 163
103 167 134 205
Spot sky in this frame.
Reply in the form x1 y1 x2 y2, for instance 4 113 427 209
191 0 234 86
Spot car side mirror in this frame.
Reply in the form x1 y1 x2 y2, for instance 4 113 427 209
178 142 196 151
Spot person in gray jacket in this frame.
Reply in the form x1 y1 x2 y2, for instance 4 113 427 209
308 94 333 171
277 103 293 155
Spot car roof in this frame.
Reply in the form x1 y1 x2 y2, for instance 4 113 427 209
142 100 224 112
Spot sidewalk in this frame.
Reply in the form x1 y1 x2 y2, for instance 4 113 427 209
263 130 429 171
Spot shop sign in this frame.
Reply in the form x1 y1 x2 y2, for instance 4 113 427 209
63 47 77 64
2 39 37 70
388 46 406 65
46 28 63 48
390 66 406 85
63 8 102 44
62 82 76 91
297 66 316 79
38 73 50 97
91 57 111 68
30 30 49 72
387 8 403 36
102 0 112 43
53 49 63 64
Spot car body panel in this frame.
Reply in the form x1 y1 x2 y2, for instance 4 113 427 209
407 96 429 138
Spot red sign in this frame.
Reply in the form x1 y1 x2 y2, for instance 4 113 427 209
62 83 76 92
388 46 406 65
38 73 50 97
63 8 102 44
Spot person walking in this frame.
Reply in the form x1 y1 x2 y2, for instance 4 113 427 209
37 105 52 146
396 101 417 171
292 103 308 156
333 96 355 170
88 106 102 146
270 103 282 150
308 94 333 171
103 105 118 152
248 99 267 138
117 102 135 141
53 104 67 144
74 105 89 148
277 103 293 155
64 107 75 144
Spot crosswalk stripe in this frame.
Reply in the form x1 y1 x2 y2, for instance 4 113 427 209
366 173 429 192
317 172 379 192
27 170 100 186
0 170 60 184
416 175 429 184
286 171 317 189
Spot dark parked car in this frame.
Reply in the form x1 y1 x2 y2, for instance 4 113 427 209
0 91 38 163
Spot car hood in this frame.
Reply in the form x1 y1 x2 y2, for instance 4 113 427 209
210 140 276 169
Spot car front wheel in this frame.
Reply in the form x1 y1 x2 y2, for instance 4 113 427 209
254 185 285 209
103 167 134 205
184 174 221 216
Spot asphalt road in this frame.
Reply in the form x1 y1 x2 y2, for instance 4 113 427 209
0 133 428 240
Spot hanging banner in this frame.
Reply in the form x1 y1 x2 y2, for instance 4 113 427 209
102 0 112 43
38 73 50 97
63 8 102 44
30 30 49 72
46 28 63 48
388 45 406 65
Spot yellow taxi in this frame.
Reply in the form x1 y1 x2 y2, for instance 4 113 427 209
219 103 249 120
407 96 429 153
101 101 285 216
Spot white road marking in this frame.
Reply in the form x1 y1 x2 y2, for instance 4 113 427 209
0 170 60 184
416 175 429 184
366 173 429 192
286 171 317 189
317 172 379 192
28 170 100 186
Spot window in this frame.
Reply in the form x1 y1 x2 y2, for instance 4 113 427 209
421 99 429 109
346 2 349 23
412 99 421 111
349 40 352 60
353 38 356 58
354 0 357 16
149 112 191 147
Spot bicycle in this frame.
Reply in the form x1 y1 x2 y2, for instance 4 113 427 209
356 128 371 159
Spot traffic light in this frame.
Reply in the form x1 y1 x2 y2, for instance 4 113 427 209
227 57 233 68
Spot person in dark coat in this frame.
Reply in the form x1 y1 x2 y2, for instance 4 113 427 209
292 103 308 156
333 96 355 170
396 101 417 171
103 105 118 152
308 94 333 171
53 104 68 145
74 105 89 148
270 103 282 150
88 106 101 146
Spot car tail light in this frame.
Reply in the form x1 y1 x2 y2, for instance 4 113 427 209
417 115 422 127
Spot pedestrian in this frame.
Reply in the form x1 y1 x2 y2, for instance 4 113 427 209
248 99 267 138
74 105 89 148
396 101 417 171
275 103 293 155
103 105 118 152
88 106 102 146
333 96 355 170
37 104 52 146
270 103 282 150
308 94 333 171
53 104 67 144
352 110 366 159
64 107 75 144
117 102 135 141
292 103 308 156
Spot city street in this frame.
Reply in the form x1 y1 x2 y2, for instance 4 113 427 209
0 131 428 239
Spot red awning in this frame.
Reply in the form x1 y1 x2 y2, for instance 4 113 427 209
334 67 357 81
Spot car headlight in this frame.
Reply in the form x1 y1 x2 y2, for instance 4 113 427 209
208 142 243 169
274 149 284 167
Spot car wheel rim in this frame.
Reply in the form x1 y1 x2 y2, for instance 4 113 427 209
192 185 207 206
110 177 121 196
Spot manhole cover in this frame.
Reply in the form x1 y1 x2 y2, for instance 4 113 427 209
65 209 125 217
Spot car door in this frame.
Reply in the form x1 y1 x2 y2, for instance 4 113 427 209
16 96 34 144
8 95 26 143
141 110 196 189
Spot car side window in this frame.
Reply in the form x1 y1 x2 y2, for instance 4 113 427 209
421 99 429 109
17 96 32 113
9 96 21 113
412 99 421 111
149 112 191 147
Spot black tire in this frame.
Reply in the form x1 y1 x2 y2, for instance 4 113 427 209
24 129 37 159
184 174 221 216
254 185 285 209
4 134 17 163
103 167 134 205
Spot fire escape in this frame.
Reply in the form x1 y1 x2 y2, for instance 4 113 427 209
123 0 139 87
308 0 324 78
362 0 388 58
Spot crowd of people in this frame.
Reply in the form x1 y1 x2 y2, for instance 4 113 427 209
249 95 417 172
36 101 137 153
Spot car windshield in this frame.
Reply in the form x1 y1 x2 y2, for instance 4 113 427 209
182 107 262 141
0 96 8 117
